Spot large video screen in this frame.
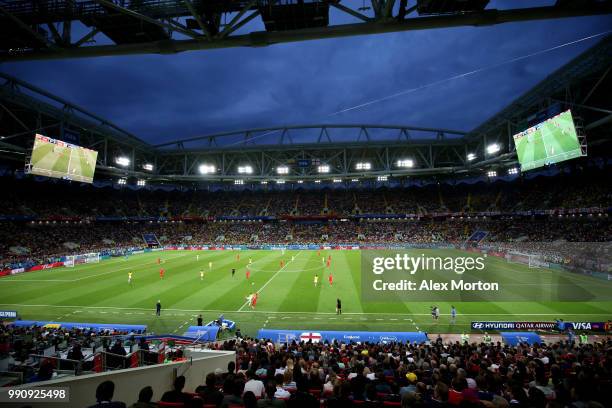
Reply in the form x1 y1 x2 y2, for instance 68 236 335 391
28 134 98 183
513 109 583 171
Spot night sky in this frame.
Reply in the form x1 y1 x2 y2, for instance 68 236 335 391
1 1 610 145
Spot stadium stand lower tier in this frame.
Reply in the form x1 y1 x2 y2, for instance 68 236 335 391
1 323 611 408
0 218 610 270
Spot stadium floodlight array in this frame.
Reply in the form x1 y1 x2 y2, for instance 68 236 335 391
261 181 268 184
118 178 127 185
314 180 321 183
377 175 389 181
276 166 289 175
198 164 216 174
115 156 130 167
396 159 414 168
486 143 501 155
297 180 304 184
276 179 285 184
333 179 342 183
142 163 154 171
317 164 330 173
508 167 519 175
351 178 359 182
137 179 146 186
234 179 245 185
238 165 253 174
487 170 497 177
356 162 371 170
467 153 476 161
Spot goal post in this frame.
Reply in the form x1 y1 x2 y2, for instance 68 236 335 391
64 252 100 267
506 251 547 268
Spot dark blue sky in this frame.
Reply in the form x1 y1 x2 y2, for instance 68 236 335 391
1 2 610 145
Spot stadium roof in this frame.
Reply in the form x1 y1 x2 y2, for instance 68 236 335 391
471 34 612 139
1 1 610 62
0 29 610 182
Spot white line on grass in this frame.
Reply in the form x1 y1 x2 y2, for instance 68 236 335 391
0 303 609 317
236 251 302 312
0 253 188 283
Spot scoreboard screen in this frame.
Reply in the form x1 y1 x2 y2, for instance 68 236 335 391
512 110 584 172
27 134 98 183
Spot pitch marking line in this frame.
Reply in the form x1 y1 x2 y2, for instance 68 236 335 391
0 253 189 283
0 303 609 317
237 251 302 312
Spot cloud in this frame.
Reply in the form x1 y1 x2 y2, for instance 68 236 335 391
1 13 610 145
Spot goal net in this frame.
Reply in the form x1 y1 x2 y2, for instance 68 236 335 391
65 252 100 267
506 251 548 268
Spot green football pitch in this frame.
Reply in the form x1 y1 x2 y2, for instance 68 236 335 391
514 111 582 171
1 250 610 337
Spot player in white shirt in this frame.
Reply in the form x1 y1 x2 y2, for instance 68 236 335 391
200 270 204 281
208 261 212 271
128 271 133 285
314 274 319 287
196 254 199 261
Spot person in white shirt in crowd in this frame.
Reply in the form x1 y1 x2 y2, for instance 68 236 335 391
243 370 265 398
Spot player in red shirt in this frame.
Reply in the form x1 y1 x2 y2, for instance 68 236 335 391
159 268 165 279
251 292 258 309
280 260 284 269
246 269 251 280
326 259 331 268
236 253 240 261
157 257 161 264
328 273 333 286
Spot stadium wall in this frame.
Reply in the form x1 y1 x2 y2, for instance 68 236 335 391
0 350 235 408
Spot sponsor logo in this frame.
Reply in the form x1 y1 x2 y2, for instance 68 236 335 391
0 310 17 318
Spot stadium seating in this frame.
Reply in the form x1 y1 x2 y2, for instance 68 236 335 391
1 163 610 270
16 336 606 407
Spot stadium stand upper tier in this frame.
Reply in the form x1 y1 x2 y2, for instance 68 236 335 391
1 163 610 218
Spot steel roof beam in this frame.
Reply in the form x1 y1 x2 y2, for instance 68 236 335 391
3 4 610 61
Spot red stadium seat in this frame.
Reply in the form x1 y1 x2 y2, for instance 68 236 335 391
383 402 401 407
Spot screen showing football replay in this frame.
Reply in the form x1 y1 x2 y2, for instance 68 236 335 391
28 134 98 183
513 109 584 171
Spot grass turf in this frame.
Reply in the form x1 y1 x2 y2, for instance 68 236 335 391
1 250 610 337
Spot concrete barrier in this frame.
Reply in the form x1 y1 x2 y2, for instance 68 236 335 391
0 349 234 408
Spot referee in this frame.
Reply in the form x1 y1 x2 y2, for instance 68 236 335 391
336 298 342 315
156 300 161 316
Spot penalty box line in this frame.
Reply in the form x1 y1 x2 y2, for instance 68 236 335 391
0 252 189 283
